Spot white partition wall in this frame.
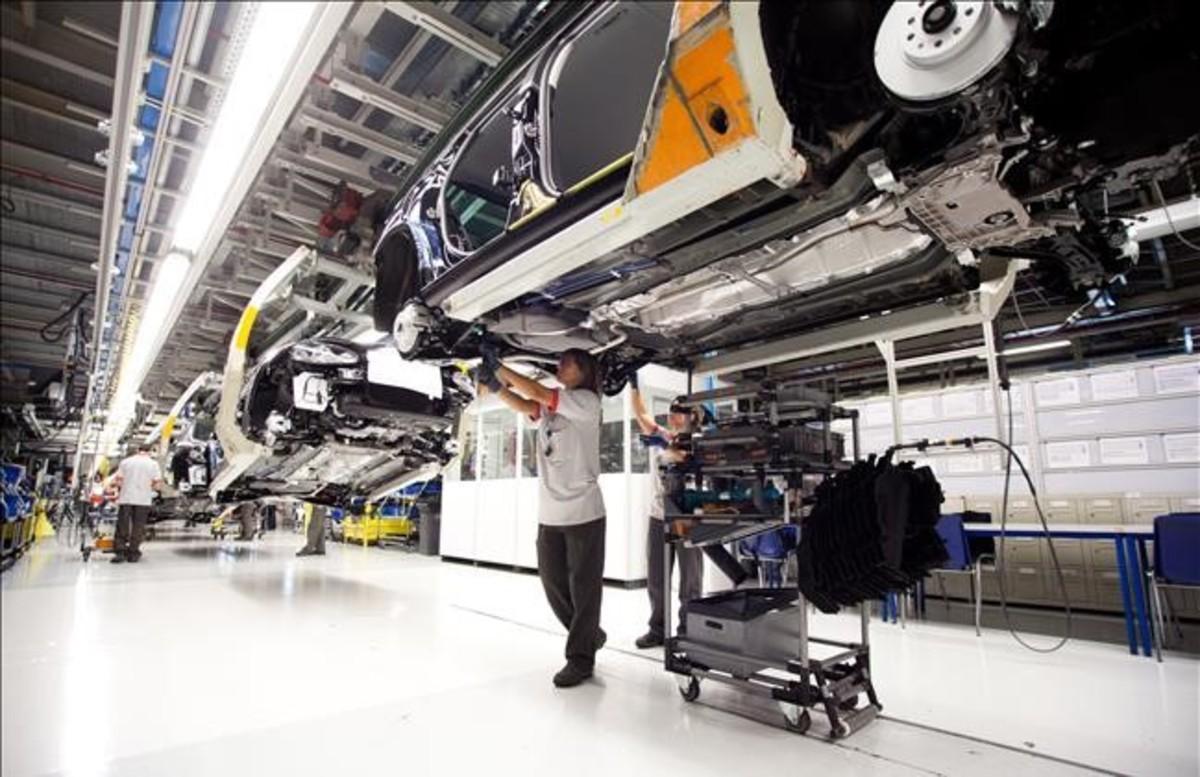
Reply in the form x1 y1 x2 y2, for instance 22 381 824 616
439 365 688 583
833 355 1200 499
830 354 1200 614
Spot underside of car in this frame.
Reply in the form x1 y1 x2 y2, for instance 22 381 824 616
370 0 1199 394
212 337 470 505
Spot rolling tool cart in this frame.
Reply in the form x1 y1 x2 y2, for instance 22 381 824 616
79 500 117 562
660 381 881 739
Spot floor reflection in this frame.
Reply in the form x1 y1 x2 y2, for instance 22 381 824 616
228 571 396 608
172 544 271 560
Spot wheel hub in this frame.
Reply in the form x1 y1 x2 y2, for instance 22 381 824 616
874 0 1019 101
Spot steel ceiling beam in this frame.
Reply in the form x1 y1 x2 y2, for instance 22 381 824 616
298 106 422 164
61 17 120 49
325 65 450 132
0 94 101 133
1 265 95 292
272 145 386 192
2 185 103 220
0 243 97 270
0 37 114 88
0 139 105 179
1 217 100 248
383 1 508 67
0 77 108 121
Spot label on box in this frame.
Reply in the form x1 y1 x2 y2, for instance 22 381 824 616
1044 441 1090 468
1153 363 1200 394
1163 432 1200 463
1089 370 1139 401
1035 378 1081 407
1098 436 1150 465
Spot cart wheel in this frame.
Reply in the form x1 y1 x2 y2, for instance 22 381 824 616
833 719 852 739
677 676 700 702
82 548 92 562
780 705 810 735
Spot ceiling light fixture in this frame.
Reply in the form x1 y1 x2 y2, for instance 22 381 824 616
100 252 190 448
96 2 322 452
991 339 1073 357
172 2 319 252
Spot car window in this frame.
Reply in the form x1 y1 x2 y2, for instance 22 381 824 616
545 2 672 192
443 107 513 254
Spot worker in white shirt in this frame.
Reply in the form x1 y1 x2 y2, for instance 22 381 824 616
481 346 607 688
110 444 163 563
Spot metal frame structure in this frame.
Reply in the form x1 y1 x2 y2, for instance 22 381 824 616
134 1 530 435
661 381 879 738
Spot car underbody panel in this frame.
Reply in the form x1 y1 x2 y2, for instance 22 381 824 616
370 0 1196 391
188 0 1198 507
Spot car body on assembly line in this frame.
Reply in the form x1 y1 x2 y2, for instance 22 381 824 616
372 0 1198 390
205 248 472 506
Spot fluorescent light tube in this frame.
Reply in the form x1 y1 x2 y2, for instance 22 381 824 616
172 2 318 252
1001 339 1072 357
101 252 191 446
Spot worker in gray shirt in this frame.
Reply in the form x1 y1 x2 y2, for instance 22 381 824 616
631 379 703 648
110 443 163 563
482 346 607 688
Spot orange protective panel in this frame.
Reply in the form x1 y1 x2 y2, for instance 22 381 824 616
673 0 722 37
634 23 756 195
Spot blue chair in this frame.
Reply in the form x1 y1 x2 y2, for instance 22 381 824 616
1148 513 1200 662
738 526 798 588
930 514 994 636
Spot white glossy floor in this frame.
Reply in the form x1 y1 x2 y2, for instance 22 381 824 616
3 529 1196 777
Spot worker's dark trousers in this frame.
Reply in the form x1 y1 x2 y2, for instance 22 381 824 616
537 517 606 669
115 504 151 558
304 510 326 552
236 504 258 540
646 517 703 638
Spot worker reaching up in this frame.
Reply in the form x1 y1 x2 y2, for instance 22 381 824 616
630 376 704 649
480 345 607 688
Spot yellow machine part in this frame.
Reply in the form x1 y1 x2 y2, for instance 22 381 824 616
33 500 55 539
634 1 757 196
342 516 414 544
234 305 259 351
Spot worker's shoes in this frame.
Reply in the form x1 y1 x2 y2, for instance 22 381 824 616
295 548 324 557
110 555 126 564
552 662 594 688
594 629 607 652
635 632 665 649
127 553 141 563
